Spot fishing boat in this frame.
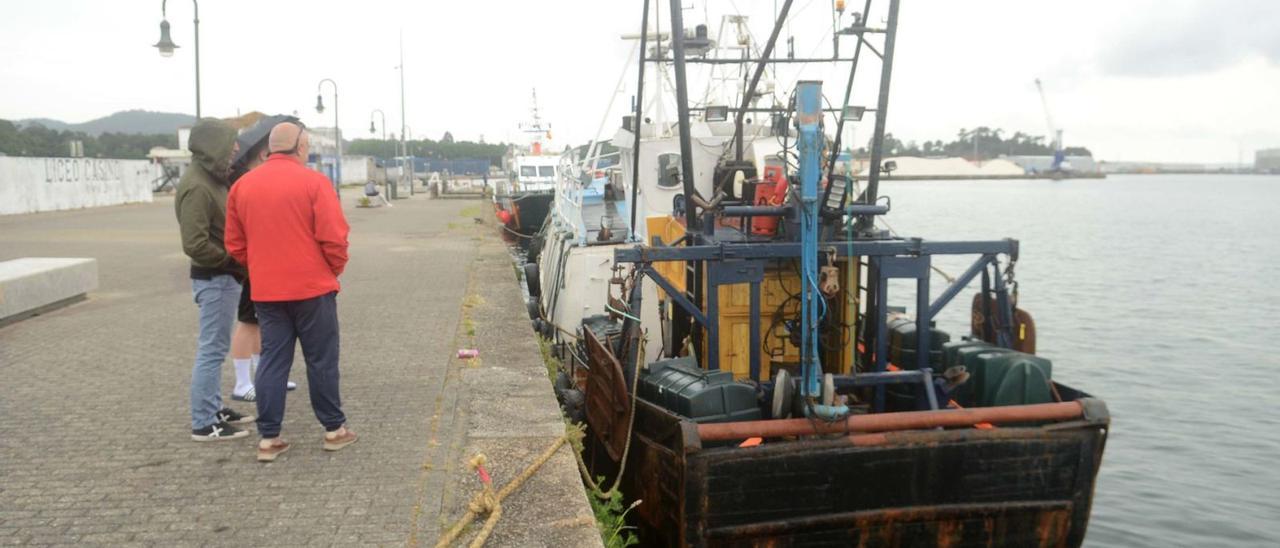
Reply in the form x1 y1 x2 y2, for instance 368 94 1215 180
494 90 558 238
527 1 1108 546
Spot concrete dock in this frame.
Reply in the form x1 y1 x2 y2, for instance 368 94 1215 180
0 193 599 546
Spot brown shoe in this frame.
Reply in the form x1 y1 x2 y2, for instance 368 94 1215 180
322 426 358 451
257 439 291 462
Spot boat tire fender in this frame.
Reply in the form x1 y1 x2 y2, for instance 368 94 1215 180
526 297 541 321
554 370 573 393
560 388 586 424
524 263 542 298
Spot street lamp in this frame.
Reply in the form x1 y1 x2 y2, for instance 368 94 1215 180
397 31 412 196
315 78 340 196
403 125 414 186
370 109 395 199
154 21 176 57
154 0 200 119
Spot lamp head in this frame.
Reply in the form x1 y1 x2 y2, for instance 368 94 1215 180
154 19 179 57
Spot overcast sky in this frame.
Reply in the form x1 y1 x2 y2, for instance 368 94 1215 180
1 0 1277 163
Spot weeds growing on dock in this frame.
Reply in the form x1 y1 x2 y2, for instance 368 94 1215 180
537 336 639 547
588 479 640 548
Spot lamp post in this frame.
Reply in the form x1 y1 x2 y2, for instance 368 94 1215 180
154 0 200 119
370 109 394 199
315 79 340 196
398 32 412 196
403 124 414 190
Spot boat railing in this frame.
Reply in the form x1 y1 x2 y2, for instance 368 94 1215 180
552 155 589 244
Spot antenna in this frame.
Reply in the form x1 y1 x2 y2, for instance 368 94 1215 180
530 88 542 129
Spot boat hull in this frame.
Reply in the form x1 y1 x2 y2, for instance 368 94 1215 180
495 190 553 236
585 396 1108 547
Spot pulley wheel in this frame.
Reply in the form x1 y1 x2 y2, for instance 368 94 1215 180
772 369 794 419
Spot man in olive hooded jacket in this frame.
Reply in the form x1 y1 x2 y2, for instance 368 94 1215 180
175 119 255 441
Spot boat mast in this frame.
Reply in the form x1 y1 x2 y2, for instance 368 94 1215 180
733 0 795 163
667 0 701 232
629 0 651 241
824 0 874 178
856 0 900 232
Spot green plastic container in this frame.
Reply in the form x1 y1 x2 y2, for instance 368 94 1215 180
942 340 994 369
639 357 762 423
978 353 1054 407
887 317 951 370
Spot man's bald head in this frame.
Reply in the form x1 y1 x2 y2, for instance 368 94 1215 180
268 122 308 159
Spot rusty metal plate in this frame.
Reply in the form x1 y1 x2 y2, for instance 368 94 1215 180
583 328 632 461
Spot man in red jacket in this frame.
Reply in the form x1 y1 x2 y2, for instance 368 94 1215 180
225 122 357 462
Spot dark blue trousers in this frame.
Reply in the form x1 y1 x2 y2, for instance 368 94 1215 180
254 292 346 438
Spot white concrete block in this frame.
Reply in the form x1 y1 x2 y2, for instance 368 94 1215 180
0 258 98 323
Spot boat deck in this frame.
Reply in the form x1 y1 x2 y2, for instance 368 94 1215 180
581 198 630 245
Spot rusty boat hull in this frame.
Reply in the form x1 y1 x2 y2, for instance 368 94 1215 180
581 390 1108 547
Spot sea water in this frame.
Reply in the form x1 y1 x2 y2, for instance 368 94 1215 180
879 174 1280 546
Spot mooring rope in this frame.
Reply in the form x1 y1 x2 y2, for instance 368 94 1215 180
499 224 537 239
436 335 646 547
435 436 569 548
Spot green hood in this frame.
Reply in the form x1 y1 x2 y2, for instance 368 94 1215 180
187 119 238 183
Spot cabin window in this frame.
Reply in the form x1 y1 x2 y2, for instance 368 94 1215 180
657 153 682 188
520 166 537 177
538 166 556 177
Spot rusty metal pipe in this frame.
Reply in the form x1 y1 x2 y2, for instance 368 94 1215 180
697 401 1085 441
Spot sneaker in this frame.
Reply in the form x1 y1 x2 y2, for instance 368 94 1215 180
231 386 256 402
322 426 358 451
191 421 249 442
217 407 255 425
257 439 291 462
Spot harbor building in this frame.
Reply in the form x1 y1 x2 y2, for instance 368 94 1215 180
1256 148 1280 173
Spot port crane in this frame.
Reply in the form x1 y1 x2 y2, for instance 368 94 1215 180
1034 78 1066 171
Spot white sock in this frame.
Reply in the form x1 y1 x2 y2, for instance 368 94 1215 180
233 358 253 395
252 353 296 390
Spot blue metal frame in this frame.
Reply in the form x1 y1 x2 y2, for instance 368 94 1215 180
867 255 937 411
615 75 1019 415
616 238 1018 263
641 265 708 327
928 254 995 320
629 246 1015 380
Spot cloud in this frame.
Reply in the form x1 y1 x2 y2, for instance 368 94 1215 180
1099 1 1280 76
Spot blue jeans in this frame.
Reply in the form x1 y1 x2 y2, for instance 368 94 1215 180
255 292 346 438
190 275 240 429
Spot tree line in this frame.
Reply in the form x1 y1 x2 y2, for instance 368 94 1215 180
856 126 1092 160
0 119 509 166
0 120 176 160
346 135 508 166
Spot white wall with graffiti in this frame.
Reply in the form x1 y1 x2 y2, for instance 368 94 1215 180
0 157 158 215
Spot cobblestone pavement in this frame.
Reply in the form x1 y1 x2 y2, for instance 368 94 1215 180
0 193 597 547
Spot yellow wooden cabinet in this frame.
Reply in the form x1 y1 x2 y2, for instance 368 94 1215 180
644 215 860 380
